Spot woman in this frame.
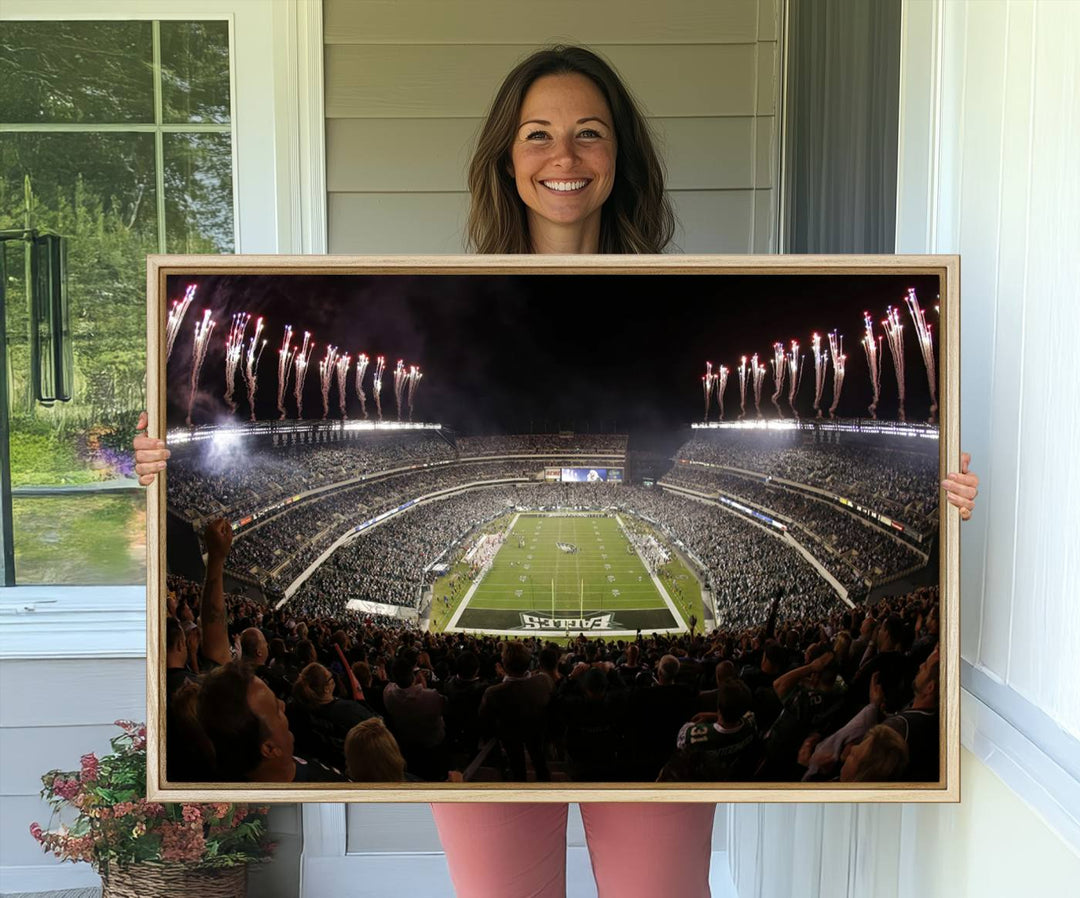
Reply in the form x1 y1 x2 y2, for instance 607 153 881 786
344 717 408 782
290 661 376 772
135 43 980 898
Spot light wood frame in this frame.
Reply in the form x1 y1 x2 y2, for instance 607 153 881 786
146 253 960 803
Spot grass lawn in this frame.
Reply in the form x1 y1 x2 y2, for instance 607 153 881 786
12 492 146 584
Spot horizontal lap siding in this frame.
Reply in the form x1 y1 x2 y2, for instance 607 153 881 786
324 0 780 254
324 1 761 45
0 658 146 868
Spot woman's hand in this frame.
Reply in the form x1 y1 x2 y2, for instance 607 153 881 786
942 451 979 521
133 411 170 486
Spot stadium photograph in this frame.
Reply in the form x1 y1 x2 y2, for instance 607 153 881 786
153 261 952 794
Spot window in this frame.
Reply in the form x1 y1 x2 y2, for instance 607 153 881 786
0 19 234 584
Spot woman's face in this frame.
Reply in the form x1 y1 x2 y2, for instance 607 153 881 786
509 73 616 244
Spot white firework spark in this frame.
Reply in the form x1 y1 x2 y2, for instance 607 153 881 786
751 353 766 417
702 362 715 422
827 330 846 419
883 305 906 422
393 359 407 421
737 356 748 420
186 309 216 426
770 342 787 417
223 312 250 414
716 365 729 421
407 365 423 421
336 353 351 419
787 340 804 418
904 287 938 424
354 353 370 419
277 325 296 420
318 344 339 420
166 284 196 362
811 332 829 418
243 316 265 422
293 332 315 420
372 355 386 421
862 312 882 419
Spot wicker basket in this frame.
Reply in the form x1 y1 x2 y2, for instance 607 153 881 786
101 863 247 898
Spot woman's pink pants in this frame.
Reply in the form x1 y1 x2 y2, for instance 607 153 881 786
431 802 716 897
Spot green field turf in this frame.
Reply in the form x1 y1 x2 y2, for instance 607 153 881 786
446 513 685 634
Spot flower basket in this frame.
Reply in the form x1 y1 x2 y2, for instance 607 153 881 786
102 862 247 898
31 721 273 889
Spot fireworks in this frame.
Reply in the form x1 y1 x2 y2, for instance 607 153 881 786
166 284 196 362
372 355 386 421
737 356 748 420
770 342 786 417
827 330 846 419
862 313 882 419
335 353 351 419
407 365 423 421
751 353 766 417
716 365 729 421
223 312 250 414
702 362 716 422
811 333 829 418
318 345 340 420
354 353 370 418
243 317 265 422
787 340 804 418
393 359 407 421
277 326 296 420
905 287 938 424
186 309 216 426
883 305 906 422
293 332 314 420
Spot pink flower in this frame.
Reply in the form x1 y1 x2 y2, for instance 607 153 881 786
29 822 43 842
79 753 99 782
160 821 206 863
137 799 165 818
52 778 80 801
181 806 202 824
112 801 136 818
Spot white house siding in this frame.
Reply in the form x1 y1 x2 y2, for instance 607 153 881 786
323 0 781 254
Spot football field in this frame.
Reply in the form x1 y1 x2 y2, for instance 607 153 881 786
444 513 686 636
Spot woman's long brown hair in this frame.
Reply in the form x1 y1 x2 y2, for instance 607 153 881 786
466 46 675 254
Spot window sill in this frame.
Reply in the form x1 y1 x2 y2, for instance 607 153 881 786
0 585 146 659
961 662 1080 853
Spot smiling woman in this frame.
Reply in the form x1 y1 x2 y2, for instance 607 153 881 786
509 73 617 253
466 45 674 255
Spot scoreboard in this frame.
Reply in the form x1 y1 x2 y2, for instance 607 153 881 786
544 467 624 483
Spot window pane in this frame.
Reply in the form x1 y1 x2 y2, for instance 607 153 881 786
12 493 145 585
160 21 232 124
2 132 156 584
0 22 154 124
164 133 235 252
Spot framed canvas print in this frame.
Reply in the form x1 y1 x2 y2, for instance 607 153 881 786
145 254 960 803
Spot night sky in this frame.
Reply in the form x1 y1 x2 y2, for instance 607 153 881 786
164 272 943 435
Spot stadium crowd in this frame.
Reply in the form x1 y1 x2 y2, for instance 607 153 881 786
165 518 941 787
662 465 927 588
220 460 540 589
457 434 629 456
676 433 939 524
167 431 454 523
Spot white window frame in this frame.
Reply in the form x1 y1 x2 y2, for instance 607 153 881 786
0 0 326 661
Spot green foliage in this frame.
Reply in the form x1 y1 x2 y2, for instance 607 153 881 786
30 721 274 873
